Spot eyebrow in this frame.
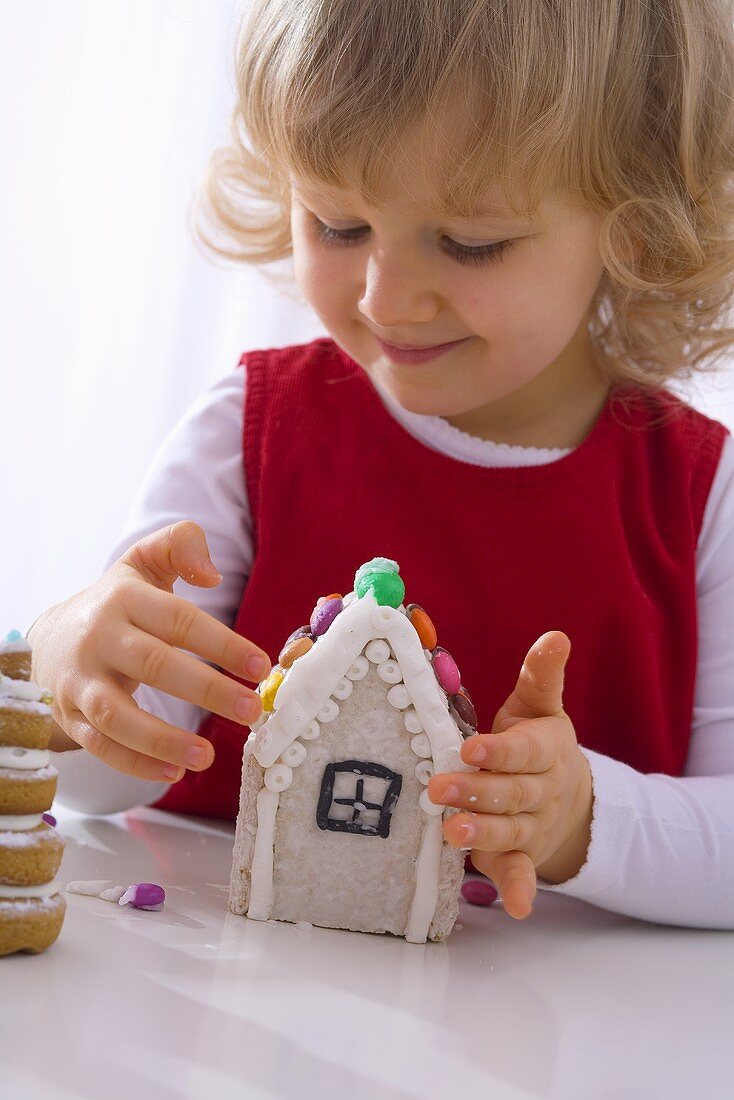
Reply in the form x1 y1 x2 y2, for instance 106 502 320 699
294 189 529 224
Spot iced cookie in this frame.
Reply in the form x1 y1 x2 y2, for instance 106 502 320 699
0 676 53 750
0 819 65 886
0 885 66 956
0 631 32 681
0 762 59 815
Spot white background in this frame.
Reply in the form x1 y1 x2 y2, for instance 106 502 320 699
3 0 733 633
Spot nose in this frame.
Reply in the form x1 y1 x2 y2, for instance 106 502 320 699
357 246 440 329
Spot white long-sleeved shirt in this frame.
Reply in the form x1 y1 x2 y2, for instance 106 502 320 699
52 363 734 929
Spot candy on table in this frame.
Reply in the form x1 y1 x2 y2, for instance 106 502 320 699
354 557 405 608
461 879 498 906
431 647 461 695
406 603 438 651
65 880 166 910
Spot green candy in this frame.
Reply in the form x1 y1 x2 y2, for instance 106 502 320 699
354 558 405 607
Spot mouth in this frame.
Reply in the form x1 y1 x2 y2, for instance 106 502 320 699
376 336 471 365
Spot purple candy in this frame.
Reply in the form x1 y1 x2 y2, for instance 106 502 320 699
310 597 343 637
42 812 57 827
461 879 499 907
284 625 312 646
119 882 166 911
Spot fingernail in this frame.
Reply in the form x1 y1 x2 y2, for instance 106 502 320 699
467 742 487 764
246 654 271 681
437 783 460 804
201 557 222 579
163 765 183 781
185 746 207 768
235 696 260 722
457 821 477 842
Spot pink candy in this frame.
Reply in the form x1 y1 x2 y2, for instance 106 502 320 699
118 883 166 911
461 879 498 907
432 647 461 695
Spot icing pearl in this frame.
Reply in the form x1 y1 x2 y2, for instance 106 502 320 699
332 678 354 700
406 604 438 651
365 639 391 664
410 733 432 758
260 667 285 712
318 699 339 723
300 720 321 741
432 648 461 695
265 764 293 792
403 707 423 735
377 660 402 685
461 880 498 907
280 741 307 767
387 684 410 710
415 759 434 785
310 597 344 636
278 635 313 669
419 788 444 816
346 655 370 680
450 688 478 735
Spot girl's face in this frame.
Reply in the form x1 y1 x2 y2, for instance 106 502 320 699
289 155 608 444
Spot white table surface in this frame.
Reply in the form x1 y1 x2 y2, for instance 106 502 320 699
2 805 732 1100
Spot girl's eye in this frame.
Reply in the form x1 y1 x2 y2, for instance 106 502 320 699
310 219 514 267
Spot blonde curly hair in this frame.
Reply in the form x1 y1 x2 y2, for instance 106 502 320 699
193 0 734 389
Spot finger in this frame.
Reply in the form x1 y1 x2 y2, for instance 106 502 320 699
459 726 557 774
109 625 263 727
74 679 217 773
63 704 187 784
444 809 536 853
122 583 271 684
427 771 545 815
492 630 571 733
118 520 224 593
470 850 536 919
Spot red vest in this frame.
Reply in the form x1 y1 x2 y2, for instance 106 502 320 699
153 338 727 821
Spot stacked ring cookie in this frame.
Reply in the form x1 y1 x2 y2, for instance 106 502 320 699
0 667 66 956
0 630 32 681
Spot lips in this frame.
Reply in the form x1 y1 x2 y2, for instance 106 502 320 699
376 336 470 365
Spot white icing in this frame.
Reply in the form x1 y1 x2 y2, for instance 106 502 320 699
377 660 402 685
403 707 423 734
279 741 306 768
0 764 58 782
264 764 292 792
0 638 31 655
300 720 321 741
332 678 353 700
0 876 62 898
0 827 56 848
405 815 445 943
0 675 51 706
0 694 52 717
0 895 63 912
248 788 279 920
100 886 127 903
419 789 445 817
0 813 44 830
387 684 411 710
365 639 391 664
0 746 51 770
415 760 434 785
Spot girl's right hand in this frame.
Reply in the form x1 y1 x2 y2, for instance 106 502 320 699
27 520 271 784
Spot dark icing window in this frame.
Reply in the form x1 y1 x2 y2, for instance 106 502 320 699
317 760 403 838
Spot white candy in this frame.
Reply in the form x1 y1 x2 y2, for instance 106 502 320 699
403 707 423 734
332 678 354 700
99 886 127 903
345 655 369 680
280 741 307 768
365 639 390 664
377 661 402 685
387 684 410 710
317 699 339 723
264 764 293 792
65 880 115 897
415 760 434 785
411 733 433 758
300 720 321 741
419 789 444 817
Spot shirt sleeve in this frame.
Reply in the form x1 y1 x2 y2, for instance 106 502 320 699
536 433 734 929
53 365 251 815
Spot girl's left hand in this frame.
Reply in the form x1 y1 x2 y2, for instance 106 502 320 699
427 631 594 921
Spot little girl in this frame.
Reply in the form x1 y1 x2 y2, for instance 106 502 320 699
30 0 734 927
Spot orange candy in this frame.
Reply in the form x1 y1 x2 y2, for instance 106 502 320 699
279 635 314 669
406 603 437 651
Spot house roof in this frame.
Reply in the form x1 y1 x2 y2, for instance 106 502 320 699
245 559 477 780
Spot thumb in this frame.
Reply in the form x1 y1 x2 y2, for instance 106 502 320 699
118 520 222 592
492 630 571 733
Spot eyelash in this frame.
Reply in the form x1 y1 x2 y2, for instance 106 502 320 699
310 219 514 267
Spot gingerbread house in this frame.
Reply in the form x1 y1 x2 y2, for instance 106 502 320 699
228 558 478 943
